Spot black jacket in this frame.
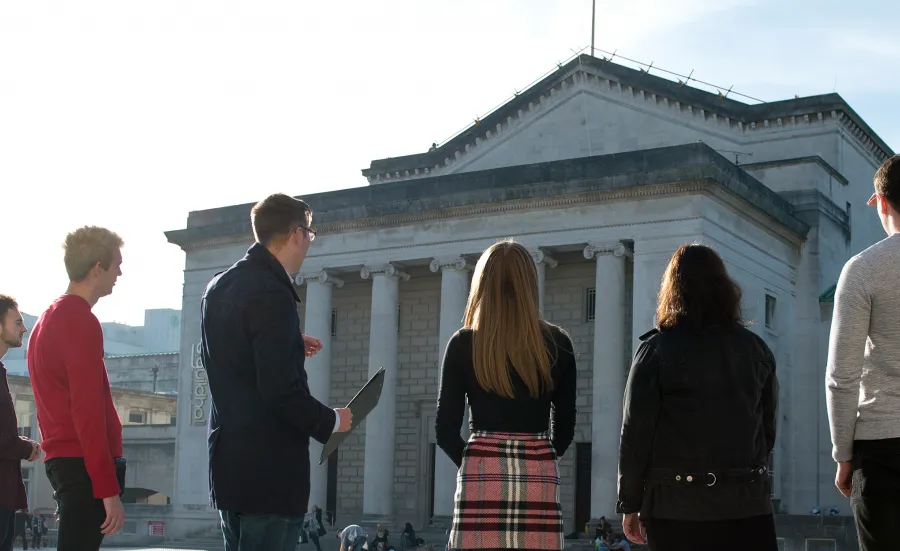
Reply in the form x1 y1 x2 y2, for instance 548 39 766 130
202 243 336 516
617 324 778 521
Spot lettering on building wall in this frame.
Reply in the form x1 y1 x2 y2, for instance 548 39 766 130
191 343 209 425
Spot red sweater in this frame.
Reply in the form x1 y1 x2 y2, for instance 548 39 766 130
27 295 123 499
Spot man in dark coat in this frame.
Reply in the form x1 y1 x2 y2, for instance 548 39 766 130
0 296 41 551
202 194 352 551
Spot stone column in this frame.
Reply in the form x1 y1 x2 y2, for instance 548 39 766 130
295 270 344 511
583 241 631 519
530 248 558 314
429 256 472 523
360 263 409 521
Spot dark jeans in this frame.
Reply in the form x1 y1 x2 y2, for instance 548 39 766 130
645 514 777 551
309 531 323 551
220 510 303 551
31 532 41 548
18 530 27 550
0 509 13 551
851 438 900 551
46 458 107 551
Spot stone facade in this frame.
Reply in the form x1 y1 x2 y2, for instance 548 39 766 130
9 375 177 515
105 352 180 394
165 54 892 550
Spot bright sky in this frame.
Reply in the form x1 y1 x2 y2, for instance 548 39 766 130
2 0 897 326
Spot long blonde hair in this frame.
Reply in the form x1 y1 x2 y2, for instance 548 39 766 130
463 240 554 399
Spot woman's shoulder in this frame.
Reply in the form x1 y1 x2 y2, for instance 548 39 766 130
544 321 573 341
450 326 474 343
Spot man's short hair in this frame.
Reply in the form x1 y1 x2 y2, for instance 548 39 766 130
63 226 124 282
0 294 18 324
250 193 312 247
874 154 900 211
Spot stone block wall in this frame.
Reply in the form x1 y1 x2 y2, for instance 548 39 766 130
394 271 441 523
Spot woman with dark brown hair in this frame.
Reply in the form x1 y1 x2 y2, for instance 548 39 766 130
435 239 577 551
617 244 779 551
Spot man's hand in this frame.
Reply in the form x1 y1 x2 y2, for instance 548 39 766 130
303 335 323 358
336 408 353 432
835 461 853 498
100 495 125 536
26 441 41 462
622 513 646 545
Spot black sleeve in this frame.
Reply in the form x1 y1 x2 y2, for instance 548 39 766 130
246 293 336 444
435 332 468 467
761 343 779 456
616 339 662 515
549 333 577 458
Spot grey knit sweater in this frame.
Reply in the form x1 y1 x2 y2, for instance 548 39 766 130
826 232 900 462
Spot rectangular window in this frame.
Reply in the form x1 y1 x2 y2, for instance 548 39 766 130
764 294 777 330
128 410 146 424
331 308 337 337
586 288 596 322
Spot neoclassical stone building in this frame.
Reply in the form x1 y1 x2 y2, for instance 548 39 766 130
165 54 891 548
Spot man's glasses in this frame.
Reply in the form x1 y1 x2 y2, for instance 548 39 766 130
297 225 317 241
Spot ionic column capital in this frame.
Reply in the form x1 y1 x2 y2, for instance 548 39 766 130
361 263 410 281
429 256 473 273
584 241 632 260
530 248 558 268
294 270 345 288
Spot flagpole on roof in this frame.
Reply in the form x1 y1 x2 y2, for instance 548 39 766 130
590 0 596 57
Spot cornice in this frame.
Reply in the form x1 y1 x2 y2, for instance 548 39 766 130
740 155 850 187
172 181 709 252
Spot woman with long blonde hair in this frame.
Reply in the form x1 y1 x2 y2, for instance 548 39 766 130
435 239 577 551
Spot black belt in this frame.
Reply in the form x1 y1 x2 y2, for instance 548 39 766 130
646 466 768 487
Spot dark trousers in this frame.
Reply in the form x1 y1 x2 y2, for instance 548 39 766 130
0 509 14 551
31 531 41 549
18 530 27 550
46 458 107 551
851 438 900 551
309 531 323 551
220 510 303 551
645 514 778 551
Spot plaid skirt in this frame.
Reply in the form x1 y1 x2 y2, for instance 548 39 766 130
448 430 563 550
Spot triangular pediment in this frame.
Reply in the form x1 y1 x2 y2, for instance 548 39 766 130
439 84 735 176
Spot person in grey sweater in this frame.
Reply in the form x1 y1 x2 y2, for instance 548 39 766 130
826 154 900 551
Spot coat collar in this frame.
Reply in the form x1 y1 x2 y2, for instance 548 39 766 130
246 243 301 302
